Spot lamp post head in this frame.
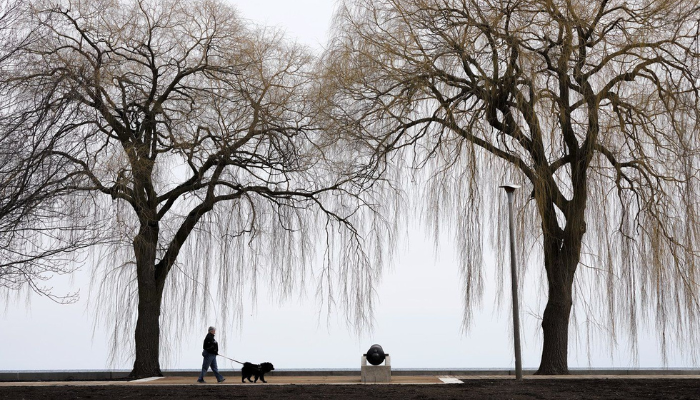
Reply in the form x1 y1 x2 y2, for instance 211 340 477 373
499 184 521 193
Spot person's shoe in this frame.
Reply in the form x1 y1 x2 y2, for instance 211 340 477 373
197 379 206 383
218 378 226 383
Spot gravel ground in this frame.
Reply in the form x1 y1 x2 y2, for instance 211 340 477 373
1 379 700 399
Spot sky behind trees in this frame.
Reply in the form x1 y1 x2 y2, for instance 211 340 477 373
0 0 695 372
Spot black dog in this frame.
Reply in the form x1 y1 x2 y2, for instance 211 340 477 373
241 362 275 383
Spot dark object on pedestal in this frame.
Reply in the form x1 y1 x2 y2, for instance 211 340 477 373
364 344 388 366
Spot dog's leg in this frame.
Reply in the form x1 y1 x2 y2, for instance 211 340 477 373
261 374 267 383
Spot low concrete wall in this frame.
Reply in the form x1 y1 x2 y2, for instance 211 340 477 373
0 370 130 382
162 369 515 377
2 368 699 382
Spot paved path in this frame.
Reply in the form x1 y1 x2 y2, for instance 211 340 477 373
1 374 699 386
0 376 441 386
458 374 700 380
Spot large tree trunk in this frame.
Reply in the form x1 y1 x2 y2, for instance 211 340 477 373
129 224 165 378
131 287 163 378
535 198 586 375
536 250 575 375
125 168 212 378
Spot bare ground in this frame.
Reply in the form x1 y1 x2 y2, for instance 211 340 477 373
1 379 699 399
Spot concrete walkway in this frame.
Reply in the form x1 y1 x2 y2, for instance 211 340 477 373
0 376 442 386
1 374 699 387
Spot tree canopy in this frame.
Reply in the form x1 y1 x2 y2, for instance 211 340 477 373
322 0 700 373
2 0 390 377
0 0 106 301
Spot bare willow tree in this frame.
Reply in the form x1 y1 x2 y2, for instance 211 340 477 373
0 0 102 301
0 106 103 302
0 0 26 64
4 0 389 378
322 0 700 374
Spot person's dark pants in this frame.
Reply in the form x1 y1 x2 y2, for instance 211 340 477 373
198 350 224 382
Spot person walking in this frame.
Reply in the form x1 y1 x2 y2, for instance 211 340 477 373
197 326 226 383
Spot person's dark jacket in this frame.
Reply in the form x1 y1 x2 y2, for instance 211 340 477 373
203 332 218 355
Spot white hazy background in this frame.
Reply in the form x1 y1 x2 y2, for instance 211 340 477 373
0 0 692 371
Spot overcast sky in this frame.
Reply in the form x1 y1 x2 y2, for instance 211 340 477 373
0 0 692 372
233 0 337 50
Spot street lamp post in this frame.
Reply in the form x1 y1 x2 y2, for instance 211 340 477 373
499 184 523 381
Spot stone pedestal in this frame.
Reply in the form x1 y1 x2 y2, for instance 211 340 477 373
361 355 391 383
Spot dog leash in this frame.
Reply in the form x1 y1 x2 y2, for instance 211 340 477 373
219 354 244 365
